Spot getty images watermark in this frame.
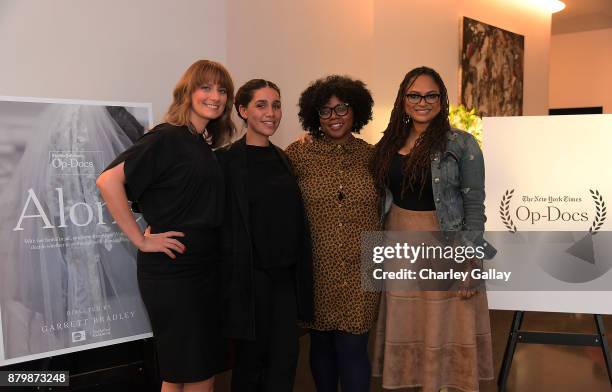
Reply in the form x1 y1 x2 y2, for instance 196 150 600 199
371 241 509 283
360 230 612 292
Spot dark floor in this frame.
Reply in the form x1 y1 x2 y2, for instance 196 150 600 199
1 310 609 391
214 310 612 391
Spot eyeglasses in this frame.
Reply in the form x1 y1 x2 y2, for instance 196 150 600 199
318 103 350 119
405 93 441 104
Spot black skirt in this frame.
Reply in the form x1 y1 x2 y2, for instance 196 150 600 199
137 228 226 383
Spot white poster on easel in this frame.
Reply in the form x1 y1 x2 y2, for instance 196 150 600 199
0 97 153 366
483 114 612 314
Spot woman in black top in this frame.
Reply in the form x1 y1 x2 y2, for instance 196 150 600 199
96 60 235 392
370 66 493 391
219 79 313 392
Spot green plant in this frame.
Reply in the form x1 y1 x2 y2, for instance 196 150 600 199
449 104 482 147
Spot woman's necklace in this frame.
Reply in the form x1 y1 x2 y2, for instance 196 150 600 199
187 123 212 144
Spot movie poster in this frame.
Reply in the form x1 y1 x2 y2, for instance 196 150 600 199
0 97 153 365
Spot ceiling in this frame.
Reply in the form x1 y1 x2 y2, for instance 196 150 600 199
552 0 612 34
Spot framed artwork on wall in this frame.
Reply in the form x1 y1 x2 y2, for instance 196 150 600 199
460 17 524 116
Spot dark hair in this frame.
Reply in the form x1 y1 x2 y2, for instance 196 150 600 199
298 75 373 138
234 79 281 121
164 59 235 147
371 66 450 194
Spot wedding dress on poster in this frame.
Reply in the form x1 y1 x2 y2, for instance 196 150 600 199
0 103 152 361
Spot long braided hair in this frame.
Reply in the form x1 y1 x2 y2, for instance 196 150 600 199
371 66 451 195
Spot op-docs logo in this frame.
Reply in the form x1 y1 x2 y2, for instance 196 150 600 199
500 189 606 233
49 151 100 176
499 189 609 283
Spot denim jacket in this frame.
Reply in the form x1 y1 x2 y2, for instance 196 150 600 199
382 128 496 258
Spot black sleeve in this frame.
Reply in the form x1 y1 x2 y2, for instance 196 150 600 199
104 130 164 202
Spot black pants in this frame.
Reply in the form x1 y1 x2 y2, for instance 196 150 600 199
231 268 299 392
309 330 371 392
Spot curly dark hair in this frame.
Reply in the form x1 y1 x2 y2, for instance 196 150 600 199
371 66 451 194
298 75 373 138
234 79 281 122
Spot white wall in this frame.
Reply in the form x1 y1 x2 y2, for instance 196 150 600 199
0 0 552 145
370 0 551 142
229 0 552 146
227 0 375 147
549 28 612 113
0 0 227 123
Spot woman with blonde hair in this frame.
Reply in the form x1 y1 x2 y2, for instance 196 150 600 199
97 59 235 392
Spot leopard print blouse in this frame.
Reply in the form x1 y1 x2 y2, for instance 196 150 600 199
286 135 381 333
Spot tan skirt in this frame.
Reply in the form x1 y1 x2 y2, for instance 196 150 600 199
372 205 494 392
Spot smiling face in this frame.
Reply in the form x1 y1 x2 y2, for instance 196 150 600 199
189 82 228 131
319 95 354 143
239 87 282 141
404 74 441 127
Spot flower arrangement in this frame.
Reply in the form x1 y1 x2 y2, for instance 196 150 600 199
449 104 483 147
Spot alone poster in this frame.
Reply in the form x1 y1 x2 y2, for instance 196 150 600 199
0 97 153 365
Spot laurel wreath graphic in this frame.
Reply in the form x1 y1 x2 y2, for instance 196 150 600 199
589 189 607 234
500 189 607 233
499 189 517 233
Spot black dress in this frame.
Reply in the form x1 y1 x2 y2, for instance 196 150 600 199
105 123 225 383
218 137 314 341
219 137 314 391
